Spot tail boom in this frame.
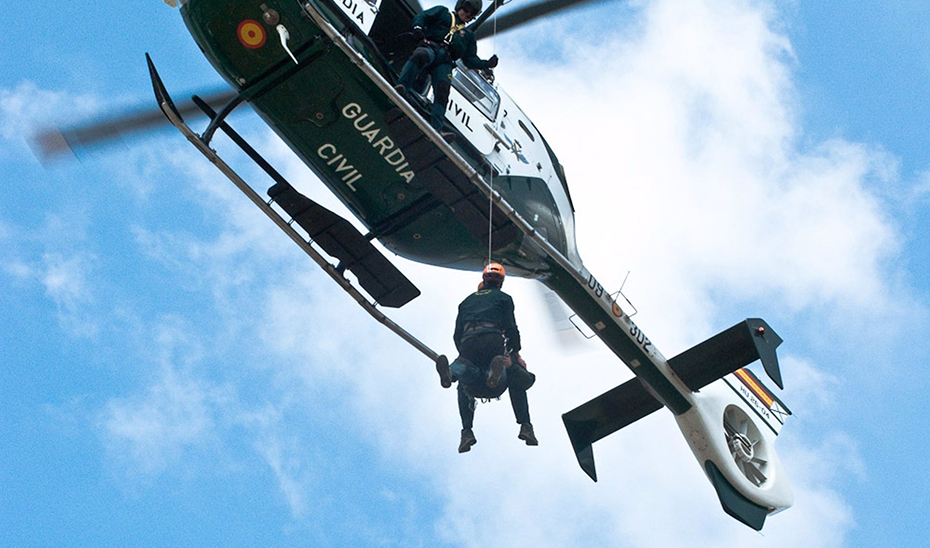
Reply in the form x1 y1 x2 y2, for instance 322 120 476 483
544 261 793 529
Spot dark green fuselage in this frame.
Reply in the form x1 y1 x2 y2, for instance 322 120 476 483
180 0 576 275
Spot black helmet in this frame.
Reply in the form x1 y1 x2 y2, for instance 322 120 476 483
455 0 482 16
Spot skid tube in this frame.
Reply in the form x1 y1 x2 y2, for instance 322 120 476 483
146 54 446 367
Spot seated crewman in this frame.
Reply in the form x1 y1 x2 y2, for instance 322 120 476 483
395 0 499 141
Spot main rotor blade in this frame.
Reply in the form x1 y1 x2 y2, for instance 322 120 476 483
474 0 612 40
470 0 506 32
33 88 237 162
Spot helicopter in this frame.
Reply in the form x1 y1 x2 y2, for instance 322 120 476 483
38 0 794 531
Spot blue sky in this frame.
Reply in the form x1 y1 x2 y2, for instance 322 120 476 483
2 1 929 547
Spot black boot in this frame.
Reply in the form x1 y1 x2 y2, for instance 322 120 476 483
518 423 538 446
459 428 477 453
436 355 452 389
487 355 506 388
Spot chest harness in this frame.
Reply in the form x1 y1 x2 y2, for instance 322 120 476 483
444 13 466 45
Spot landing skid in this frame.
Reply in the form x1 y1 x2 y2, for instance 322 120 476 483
146 54 447 368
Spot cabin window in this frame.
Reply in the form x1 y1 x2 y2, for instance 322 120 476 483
451 60 500 121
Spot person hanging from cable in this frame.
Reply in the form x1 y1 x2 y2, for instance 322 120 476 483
394 0 499 142
437 263 537 452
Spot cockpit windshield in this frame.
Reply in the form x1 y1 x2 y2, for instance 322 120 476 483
451 60 500 121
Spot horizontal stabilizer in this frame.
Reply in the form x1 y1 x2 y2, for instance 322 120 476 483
705 461 768 530
668 319 784 390
562 377 664 481
268 182 420 308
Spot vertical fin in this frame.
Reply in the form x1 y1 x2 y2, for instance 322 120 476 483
562 377 664 482
705 461 769 530
668 319 784 391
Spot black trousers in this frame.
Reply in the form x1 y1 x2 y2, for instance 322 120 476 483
455 332 533 428
396 44 454 131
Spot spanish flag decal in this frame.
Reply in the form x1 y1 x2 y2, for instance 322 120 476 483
735 368 774 407
238 20 266 49
734 367 790 425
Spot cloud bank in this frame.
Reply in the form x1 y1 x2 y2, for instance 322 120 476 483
11 1 917 546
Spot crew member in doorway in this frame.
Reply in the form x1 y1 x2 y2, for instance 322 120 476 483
437 263 537 452
394 0 499 142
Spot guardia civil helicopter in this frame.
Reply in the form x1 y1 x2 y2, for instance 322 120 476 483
40 0 795 530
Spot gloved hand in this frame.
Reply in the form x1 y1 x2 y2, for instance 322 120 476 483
485 54 499 69
412 26 425 42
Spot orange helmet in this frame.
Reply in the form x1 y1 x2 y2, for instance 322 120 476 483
482 262 506 286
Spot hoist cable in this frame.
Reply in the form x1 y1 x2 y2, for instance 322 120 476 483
486 6 500 266
486 153 494 267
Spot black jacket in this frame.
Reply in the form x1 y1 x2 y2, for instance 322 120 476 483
413 6 493 70
453 286 521 352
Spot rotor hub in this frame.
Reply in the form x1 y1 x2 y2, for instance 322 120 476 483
728 432 754 463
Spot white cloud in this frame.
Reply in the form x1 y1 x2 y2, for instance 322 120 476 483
912 169 930 200
777 355 841 416
100 317 221 472
102 363 219 474
150 0 880 541
236 255 856 547
286 0 899 544
245 404 314 518
73 0 914 544
498 1 902 326
98 310 317 518
41 251 94 309
0 213 101 337
254 434 312 518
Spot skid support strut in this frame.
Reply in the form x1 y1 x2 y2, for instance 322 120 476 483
146 54 445 365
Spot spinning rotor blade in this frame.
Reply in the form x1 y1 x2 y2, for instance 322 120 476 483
33 88 236 162
724 408 769 486
723 413 740 435
474 0 611 40
725 411 748 436
723 420 737 437
744 461 767 485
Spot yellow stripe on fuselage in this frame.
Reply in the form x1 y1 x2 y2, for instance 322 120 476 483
735 368 774 408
